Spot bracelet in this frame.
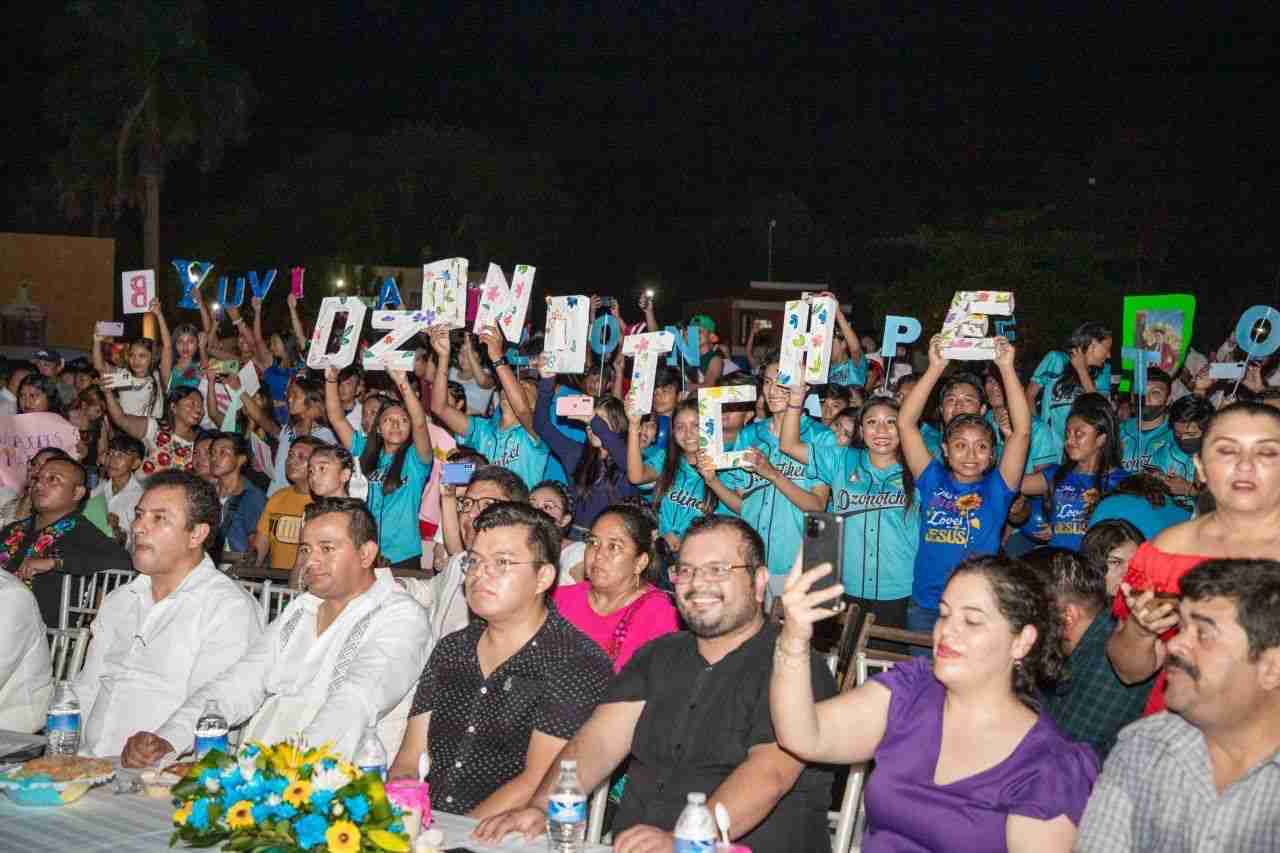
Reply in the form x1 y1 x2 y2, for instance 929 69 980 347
773 644 810 669
786 403 804 410
324 379 338 384
775 638 810 658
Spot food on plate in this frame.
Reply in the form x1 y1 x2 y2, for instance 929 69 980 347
8 755 113 782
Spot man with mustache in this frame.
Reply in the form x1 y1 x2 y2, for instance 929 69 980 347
73 470 263 757
472 515 837 852
1077 558 1280 851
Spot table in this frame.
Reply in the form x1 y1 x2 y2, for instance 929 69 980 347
0 786 612 851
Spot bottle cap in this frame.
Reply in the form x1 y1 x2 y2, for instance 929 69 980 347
561 759 577 770
688 792 706 804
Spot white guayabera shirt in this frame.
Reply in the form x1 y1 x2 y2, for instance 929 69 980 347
0 571 51 733
74 556 264 757
155 568 432 758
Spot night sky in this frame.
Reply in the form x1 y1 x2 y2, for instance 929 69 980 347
4 4 1278 334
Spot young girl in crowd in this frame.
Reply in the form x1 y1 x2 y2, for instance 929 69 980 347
326 366 434 569
533 375 639 531
899 335 1030 634
552 503 680 672
1027 321 1113 455
1022 393 1129 551
781 386 919 629
16 374 65 416
830 405 860 448
529 480 586 583
1079 519 1144 598
825 295 870 389
243 376 336 494
103 385 204 475
92 327 163 418
627 398 740 550
152 297 207 392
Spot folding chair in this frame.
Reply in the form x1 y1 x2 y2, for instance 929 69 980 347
586 780 610 844
62 569 136 628
265 582 301 623
851 614 934 690
826 602 862 681
237 579 270 615
47 627 90 681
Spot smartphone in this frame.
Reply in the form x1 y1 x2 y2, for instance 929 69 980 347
758 319 773 330
442 462 475 486
556 394 595 417
95 321 124 337
802 512 844 610
208 358 240 375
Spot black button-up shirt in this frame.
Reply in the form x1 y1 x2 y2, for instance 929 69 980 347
607 622 836 852
410 604 613 814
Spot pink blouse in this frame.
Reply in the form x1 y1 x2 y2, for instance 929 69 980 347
552 582 680 672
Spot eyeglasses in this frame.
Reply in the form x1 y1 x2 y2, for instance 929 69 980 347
668 562 754 584
461 551 537 579
456 496 501 514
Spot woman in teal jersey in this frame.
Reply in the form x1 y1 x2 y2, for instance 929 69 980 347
781 387 918 629
626 398 744 550
1026 321 1113 454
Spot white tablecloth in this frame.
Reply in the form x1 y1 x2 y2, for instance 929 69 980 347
0 785 612 852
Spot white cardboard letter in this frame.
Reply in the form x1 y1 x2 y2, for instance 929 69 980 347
422 258 468 329
542 295 591 374
472 263 535 342
363 309 435 371
122 269 156 315
698 386 757 469
939 291 1015 360
622 331 676 416
306 297 368 370
777 293 837 386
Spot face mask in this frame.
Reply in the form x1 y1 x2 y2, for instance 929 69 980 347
1176 435 1203 455
1143 404 1167 421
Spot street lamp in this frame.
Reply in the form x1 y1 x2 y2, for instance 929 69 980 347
767 219 777 282
335 278 345 290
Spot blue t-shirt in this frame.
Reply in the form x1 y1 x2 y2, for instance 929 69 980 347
1089 493 1191 540
1032 351 1112 455
912 459 1017 610
351 431 434 563
221 480 267 554
829 355 869 389
983 412 1059 474
1040 464 1130 550
637 444 665 498
1119 417 1173 473
731 417 834 575
814 446 919 601
462 414 556 490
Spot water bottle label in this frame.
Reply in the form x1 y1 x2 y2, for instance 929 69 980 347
359 764 387 781
674 841 715 853
194 734 228 756
47 712 80 733
547 794 587 823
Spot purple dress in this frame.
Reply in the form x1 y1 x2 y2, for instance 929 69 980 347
862 660 1098 852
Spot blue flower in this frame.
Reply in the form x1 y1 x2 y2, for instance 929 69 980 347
275 803 297 820
267 776 289 795
389 820 404 834
190 798 211 831
343 795 369 823
309 789 335 814
242 743 261 758
294 814 329 850
252 803 274 824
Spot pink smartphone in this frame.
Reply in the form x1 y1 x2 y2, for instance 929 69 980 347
556 395 595 417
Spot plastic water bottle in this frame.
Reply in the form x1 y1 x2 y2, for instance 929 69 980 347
674 792 718 853
353 724 388 780
546 759 587 853
47 681 81 755
193 700 229 758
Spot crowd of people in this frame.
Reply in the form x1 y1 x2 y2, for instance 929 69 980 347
2 286 1280 852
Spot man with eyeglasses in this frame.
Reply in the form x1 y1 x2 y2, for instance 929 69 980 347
415 465 529 641
389 502 612 818
473 515 837 852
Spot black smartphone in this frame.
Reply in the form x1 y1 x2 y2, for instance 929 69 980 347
803 512 844 610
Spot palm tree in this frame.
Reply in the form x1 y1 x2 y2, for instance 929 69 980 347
45 0 254 335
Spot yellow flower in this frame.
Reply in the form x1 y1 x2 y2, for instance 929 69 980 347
326 820 362 853
173 803 192 826
226 800 256 830
303 743 338 765
283 779 313 808
270 742 305 774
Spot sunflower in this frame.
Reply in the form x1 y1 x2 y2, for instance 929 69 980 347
283 779 313 808
173 803 192 826
226 800 256 830
326 820 362 853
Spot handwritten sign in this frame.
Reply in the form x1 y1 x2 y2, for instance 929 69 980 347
306 297 368 370
473 263 535 342
939 291 1015 360
698 386 757 469
542 296 591 374
422 258 468 329
121 269 156 315
622 331 675 415
0 413 81 492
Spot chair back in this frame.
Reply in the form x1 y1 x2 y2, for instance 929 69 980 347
62 570 136 628
265 582 301 623
848 613 934 691
237 579 270 613
586 780 610 843
827 602 862 681
48 627 90 681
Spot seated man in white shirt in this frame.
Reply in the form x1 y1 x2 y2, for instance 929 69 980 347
90 433 146 547
0 569 51 732
122 497 433 765
74 470 264 757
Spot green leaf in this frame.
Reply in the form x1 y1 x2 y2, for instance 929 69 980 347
367 829 411 852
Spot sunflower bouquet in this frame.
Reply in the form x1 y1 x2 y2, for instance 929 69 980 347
168 740 411 852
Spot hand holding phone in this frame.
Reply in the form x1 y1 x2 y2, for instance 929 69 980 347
556 394 595 419
802 513 845 612
442 462 475 486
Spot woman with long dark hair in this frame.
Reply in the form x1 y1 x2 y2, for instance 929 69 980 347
103 383 204 476
1022 393 1129 550
1027 321 1114 457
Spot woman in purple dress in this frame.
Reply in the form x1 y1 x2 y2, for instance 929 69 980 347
770 554 1098 852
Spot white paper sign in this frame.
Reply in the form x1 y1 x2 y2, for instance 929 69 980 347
698 386 757 469
622 331 676 416
363 310 434 371
422 257 468 329
1209 361 1246 380
121 269 156 315
472 263 535 342
306 297 368 370
939 291 1015 360
777 294 837 386
237 361 261 396
542 295 591 374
